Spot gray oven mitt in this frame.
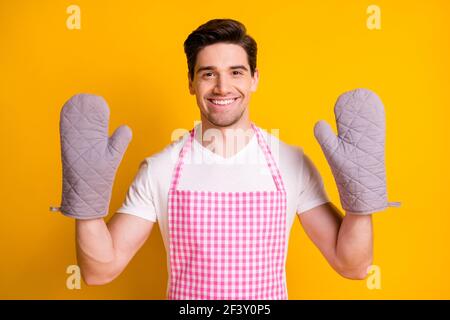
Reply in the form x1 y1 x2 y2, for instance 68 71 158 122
314 88 400 214
50 94 132 219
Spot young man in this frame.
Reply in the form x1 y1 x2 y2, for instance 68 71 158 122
72 19 374 300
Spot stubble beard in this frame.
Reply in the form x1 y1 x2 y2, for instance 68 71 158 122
202 103 247 128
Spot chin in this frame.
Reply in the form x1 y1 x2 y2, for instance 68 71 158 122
207 113 246 128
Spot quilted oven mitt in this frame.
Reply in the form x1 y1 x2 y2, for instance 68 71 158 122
314 88 400 215
50 94 132 219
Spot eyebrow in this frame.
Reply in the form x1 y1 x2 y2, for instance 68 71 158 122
196 65 249 74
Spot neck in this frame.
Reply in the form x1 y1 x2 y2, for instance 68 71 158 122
197 113 255 158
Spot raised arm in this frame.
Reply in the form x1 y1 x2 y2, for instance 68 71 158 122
76 213 154 285
52 94 152 285
299 88 397 280
298 203 373 280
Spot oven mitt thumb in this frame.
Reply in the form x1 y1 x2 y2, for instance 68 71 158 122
50 94 132 219
314 88 400 215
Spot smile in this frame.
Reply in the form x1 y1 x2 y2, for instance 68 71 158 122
207 97 239 106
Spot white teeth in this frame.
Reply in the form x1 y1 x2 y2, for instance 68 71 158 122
210 98 237 105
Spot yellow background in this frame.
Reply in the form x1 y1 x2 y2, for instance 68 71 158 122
1 0 449 299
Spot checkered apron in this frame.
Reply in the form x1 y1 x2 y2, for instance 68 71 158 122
167 123 287 300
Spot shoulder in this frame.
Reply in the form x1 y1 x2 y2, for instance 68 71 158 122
257 126 305 168
141 130 190 174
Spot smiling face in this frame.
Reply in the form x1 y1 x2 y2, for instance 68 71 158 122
188 43 259 128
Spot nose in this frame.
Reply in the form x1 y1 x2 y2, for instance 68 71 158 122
213 74 232 95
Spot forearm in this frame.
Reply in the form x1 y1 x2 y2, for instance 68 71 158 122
75 218 117 285
335 213 373 279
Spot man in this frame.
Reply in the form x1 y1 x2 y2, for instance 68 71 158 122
60 19 380 300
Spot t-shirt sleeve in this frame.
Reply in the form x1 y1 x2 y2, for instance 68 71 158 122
296 152 330 214
116 159 157 222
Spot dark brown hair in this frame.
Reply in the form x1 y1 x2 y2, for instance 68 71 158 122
184 19 257 81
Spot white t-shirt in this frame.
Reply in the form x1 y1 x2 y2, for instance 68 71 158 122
116 123 329 298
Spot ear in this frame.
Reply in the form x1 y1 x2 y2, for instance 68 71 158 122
250 69 259 92
188 72 195 95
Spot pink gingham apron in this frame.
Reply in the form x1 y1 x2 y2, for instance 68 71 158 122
167 123 287 300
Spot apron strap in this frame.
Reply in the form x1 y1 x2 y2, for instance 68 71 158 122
169 123 286 192
169 128 195 191
251 123 286 192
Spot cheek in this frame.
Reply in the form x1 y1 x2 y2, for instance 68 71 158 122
196 82 213 96
238 82 253 96
239 77 254 89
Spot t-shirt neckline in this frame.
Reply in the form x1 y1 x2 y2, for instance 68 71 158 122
192 123 259 163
